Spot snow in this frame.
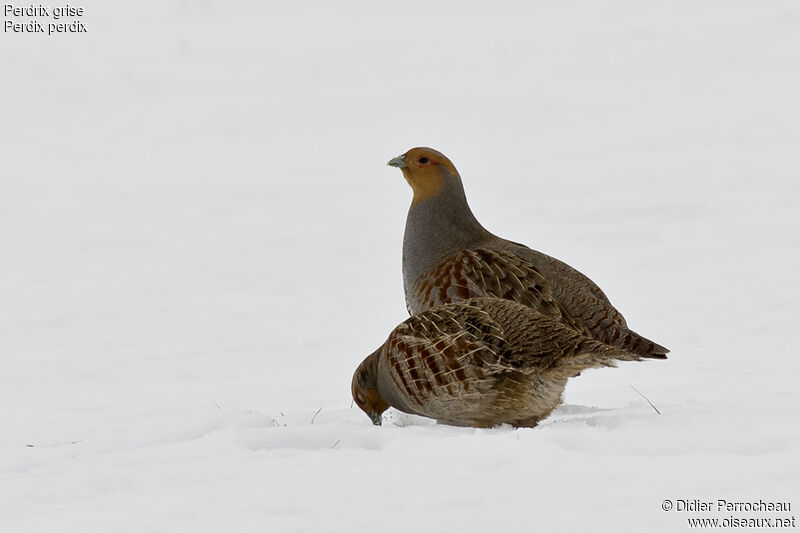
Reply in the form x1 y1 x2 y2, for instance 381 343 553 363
2 1 799 531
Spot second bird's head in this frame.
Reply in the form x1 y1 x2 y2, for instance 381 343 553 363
352 350 389 426
387 147 460 205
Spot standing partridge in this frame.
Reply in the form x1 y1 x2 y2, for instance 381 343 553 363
387 147 668 358
352 298 663 428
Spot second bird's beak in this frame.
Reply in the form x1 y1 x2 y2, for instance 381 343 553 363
369 411 383 426
387 155 408 168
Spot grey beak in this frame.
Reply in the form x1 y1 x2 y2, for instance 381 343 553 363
369 411 383 426
387 155 408 168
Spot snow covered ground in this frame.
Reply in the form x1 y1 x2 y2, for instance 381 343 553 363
2 1 799 531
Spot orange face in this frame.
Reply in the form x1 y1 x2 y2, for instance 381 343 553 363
387 147 459 205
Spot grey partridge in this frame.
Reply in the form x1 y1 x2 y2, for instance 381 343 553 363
352 298 663 428
387 147 668 357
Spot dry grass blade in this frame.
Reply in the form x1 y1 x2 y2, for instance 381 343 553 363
630 385 661 415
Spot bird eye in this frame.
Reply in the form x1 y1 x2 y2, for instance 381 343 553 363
418 157 429 165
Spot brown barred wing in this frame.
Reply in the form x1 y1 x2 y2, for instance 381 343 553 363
379 302 517 423
410 249 589 335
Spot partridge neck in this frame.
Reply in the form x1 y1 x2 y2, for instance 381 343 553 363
403 176 492 284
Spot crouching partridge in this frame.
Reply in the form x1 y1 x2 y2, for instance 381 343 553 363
388 147 668 358
352 298 663 428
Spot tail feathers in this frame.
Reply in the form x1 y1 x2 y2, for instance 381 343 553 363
604 327 668 359
554 337 663 378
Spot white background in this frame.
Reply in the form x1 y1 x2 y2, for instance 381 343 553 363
2 1 798 531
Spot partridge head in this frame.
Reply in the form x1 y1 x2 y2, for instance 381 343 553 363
387 147 462 206
352 351 388 425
